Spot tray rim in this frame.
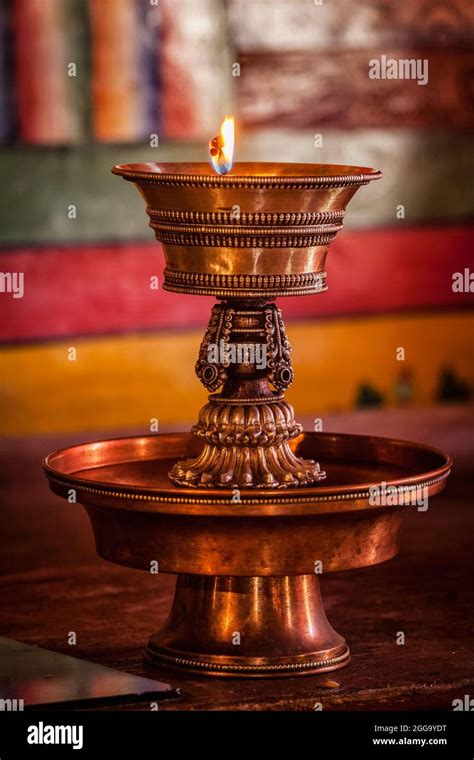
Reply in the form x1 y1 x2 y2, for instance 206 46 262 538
43 431 452 517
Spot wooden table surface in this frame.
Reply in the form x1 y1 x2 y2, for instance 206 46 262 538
1 406 473 711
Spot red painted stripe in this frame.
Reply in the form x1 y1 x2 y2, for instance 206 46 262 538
0 227 472 342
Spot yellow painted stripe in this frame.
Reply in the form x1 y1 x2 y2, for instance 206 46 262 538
1 312 473 435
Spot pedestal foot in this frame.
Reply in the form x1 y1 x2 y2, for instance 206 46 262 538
145 574 349 678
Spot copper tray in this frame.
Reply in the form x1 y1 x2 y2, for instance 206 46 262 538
44 431 451 677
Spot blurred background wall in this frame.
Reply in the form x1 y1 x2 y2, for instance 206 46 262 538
0 0 472 435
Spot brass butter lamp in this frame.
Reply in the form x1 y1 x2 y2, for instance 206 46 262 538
44 121 451 677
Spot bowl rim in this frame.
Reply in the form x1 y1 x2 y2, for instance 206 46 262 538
112 161 383 188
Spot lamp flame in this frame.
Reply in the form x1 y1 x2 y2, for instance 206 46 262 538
209 116 234 175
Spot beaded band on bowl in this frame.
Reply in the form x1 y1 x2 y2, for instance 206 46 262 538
146 208 347 226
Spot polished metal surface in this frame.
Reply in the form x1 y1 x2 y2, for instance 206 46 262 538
112 161 382 489
44 430 451 676
146 575 349 677
44 431 451 577
42 161 451 677
112 161 382 299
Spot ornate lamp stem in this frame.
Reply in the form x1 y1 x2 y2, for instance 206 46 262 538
169 300 325 489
